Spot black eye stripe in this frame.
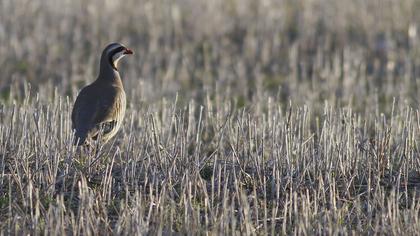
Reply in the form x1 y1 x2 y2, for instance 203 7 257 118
107 46 124 70
107 46 125 70
108 46 125 57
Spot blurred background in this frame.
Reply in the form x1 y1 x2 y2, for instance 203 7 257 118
1 0 420 112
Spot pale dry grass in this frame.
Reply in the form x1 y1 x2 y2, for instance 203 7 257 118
1 0 420 235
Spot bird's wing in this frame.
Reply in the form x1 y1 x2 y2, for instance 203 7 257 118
87 87 122 138
71 85 100 138
72 84 123 144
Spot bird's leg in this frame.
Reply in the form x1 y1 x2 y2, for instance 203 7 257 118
86 130 105 175
73 138 95 178
86 141 95 177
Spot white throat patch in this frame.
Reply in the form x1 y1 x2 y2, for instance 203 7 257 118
112 51 126 68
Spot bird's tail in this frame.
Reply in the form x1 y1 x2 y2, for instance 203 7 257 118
73 131 87 146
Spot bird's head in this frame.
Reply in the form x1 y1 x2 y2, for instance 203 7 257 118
102 42 134 71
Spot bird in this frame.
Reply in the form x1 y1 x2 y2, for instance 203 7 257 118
71 42 134 146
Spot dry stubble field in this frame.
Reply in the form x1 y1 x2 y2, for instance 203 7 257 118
1 0 420 234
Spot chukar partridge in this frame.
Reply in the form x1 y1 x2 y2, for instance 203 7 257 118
72 42 133 146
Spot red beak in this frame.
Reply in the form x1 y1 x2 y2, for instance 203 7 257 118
124 48 134 55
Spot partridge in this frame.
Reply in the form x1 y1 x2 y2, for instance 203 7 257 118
71 42 133 146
